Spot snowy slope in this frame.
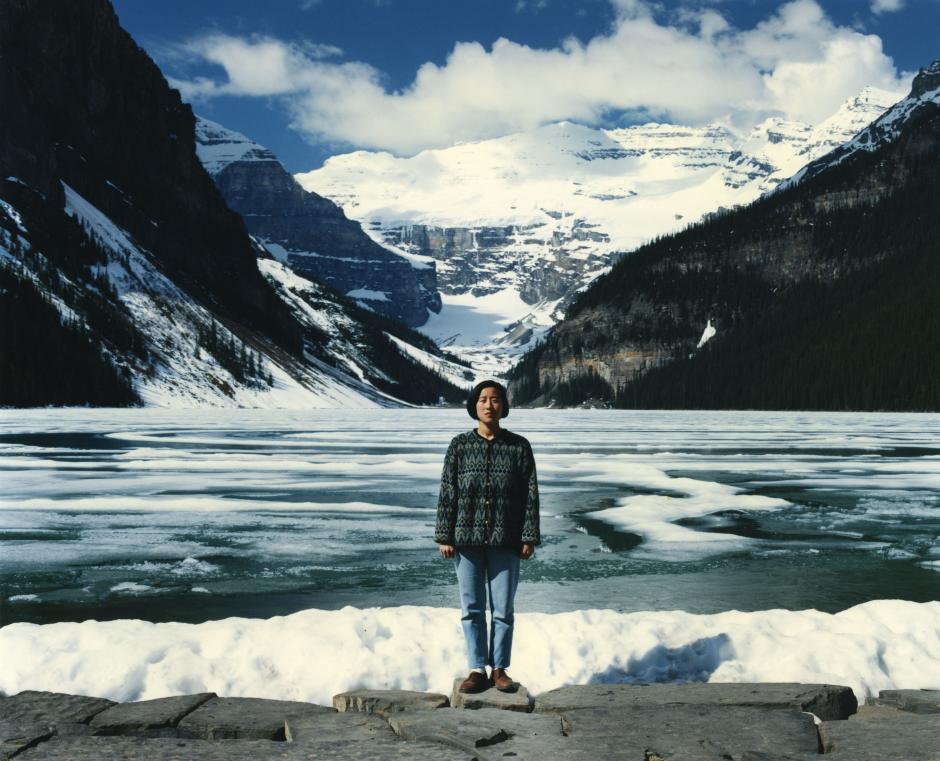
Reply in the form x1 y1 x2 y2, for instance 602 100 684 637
2 176 470 409
300 89 900 250
782 63 940 189
60 184 392 408
297 87 900 373
194 117 278 175
256 257 478 394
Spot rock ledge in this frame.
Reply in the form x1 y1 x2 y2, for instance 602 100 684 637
2 683 938 760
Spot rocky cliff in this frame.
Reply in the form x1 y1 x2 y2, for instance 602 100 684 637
195 118 440 328
0 0 301 352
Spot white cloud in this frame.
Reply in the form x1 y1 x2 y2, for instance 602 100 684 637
870 0 904 13
170 0 908 156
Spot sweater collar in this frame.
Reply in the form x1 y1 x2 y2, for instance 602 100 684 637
472 427 504 442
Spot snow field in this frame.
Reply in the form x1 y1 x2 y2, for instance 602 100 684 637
2 600 938 705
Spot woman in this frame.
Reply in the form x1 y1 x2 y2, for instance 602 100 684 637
435 379 540 694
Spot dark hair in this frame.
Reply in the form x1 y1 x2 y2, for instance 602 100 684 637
466 380 510 419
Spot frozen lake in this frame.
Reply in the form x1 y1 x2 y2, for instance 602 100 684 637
2 408 939 627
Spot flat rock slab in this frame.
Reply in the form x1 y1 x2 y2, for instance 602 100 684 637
14 735 306 760
286 711 469 760
535 682 856 721
90 693 216 736
871 688 940 714
333 689 448 716
388 706 563 761
177 696 334 740
450 678 531 712
820 711 940 760
0 691 115 726
556 704 820 761
0 720 54 760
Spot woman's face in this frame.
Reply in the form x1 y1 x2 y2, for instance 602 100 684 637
476 387 504 422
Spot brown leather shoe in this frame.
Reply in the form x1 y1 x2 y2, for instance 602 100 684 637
490 668 519 693
458 671 489 693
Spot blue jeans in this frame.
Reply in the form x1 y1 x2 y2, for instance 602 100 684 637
453 546 521 670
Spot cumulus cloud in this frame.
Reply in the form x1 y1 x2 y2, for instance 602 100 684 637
170 0 908 155
870 0 904 13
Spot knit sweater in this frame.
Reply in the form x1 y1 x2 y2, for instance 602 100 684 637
434 428 541 547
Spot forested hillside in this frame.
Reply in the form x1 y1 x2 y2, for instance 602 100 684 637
509 64 940 411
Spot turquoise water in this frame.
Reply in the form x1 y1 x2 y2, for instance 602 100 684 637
1 408 938 625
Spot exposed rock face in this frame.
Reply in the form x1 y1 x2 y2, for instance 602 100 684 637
195 118 440 328
870 689 940 714
332 690 448 716
386 222 606 305
0 0 302 352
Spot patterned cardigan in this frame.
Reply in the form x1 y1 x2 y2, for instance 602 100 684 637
435 428 541 547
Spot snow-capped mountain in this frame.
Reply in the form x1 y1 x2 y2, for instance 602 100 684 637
782 62 940 189
0 0 472 409
0 178 472 408
505 61 940 411
57 184 390 408
297 87 900 373
194 117 440 328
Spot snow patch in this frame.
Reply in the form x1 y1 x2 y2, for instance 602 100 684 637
110 582 156 594
697 320 716 349
194 116 277 175
346 288 389 302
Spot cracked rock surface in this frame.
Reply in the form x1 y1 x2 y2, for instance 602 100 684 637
3 683 940 760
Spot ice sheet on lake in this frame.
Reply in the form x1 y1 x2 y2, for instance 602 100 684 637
1 408 938 616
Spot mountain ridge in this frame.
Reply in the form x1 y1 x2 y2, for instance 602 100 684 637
505 60 940 411
195 117 441 328
296 87 901 372
0 0 469 408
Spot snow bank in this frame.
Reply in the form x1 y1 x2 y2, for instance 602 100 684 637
2 600 939 705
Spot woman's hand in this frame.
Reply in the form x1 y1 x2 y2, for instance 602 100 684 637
439 543 455 559
520 543 535 560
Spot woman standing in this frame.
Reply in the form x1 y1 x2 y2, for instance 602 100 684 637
436 380 540 694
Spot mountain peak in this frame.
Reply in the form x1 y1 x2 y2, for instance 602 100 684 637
777 60 939 191
911 59 940 98
194 116 279 175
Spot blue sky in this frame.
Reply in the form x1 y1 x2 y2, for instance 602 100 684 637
113 0 939 172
